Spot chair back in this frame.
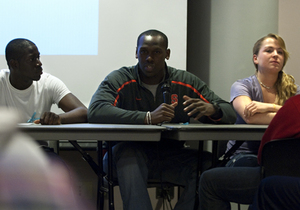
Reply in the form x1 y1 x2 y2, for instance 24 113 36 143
261 138 300 178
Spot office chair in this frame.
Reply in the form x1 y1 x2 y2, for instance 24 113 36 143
260 138 300 178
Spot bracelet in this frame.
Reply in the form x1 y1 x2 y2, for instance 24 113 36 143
148 111 152 125
273 104 276 111
146 111 149 125
146 111 152 125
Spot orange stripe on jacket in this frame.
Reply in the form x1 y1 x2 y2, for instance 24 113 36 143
171 81 209 103
113 80 137 106
172 81 221 121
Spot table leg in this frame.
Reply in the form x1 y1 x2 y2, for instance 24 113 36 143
197 141 204 175
194 141 203 210
212 141 219 167
107 141 115 210
97 141 104 210
68 140 105 210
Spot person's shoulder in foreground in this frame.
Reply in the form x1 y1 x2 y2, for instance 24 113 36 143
257 94 300 164
2 38 87 125
87 29 236 125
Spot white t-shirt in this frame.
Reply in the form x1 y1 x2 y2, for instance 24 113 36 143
0 69 71 122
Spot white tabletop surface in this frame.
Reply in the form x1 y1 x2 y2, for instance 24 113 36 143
18 123 165 141
161 123 268 141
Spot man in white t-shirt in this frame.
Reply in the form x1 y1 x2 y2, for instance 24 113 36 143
1 38 87 124
0 38 88 157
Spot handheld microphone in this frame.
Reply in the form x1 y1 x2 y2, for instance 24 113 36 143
161 81 171 104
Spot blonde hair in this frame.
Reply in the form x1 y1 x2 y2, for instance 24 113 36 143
276 71 297 105
253 33 297 105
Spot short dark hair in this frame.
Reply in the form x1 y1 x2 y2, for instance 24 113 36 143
137 29 168 49
5 38 35 67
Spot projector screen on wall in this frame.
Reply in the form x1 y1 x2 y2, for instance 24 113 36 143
0 0 99 55
0 0 187 109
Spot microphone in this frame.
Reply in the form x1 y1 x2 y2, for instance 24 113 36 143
161 81 171 104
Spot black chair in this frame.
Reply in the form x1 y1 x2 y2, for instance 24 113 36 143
101 178 181 210
99 141 182 210
260 138 300 178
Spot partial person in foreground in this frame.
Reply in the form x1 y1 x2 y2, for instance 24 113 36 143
88 29 236 210
225 33 300 167
199 93 300 209
0 109 93 210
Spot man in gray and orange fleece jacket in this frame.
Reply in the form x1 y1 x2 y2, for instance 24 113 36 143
88 29 236 210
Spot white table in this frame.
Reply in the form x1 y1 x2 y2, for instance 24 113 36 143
161 123 268 209
161 123 268 141
18 123 268 210
18 123 164 141
18 123 165 210
161 123 268 165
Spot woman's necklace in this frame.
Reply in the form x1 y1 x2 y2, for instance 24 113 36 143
256 75 273 90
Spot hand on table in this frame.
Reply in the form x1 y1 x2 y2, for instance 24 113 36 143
150 102 178 124
183 95 215 120
35 112 61 125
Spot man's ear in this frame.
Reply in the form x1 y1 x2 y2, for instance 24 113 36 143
135 47 138 59
165 49 170 60
9 59 19 70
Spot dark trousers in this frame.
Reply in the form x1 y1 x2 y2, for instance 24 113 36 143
252 176 300 210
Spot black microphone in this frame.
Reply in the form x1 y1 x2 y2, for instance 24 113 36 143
161 81 171 104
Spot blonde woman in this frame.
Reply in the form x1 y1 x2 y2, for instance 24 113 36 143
226 33 300 167
199 34 300 210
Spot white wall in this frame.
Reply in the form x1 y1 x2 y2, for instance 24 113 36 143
187 0 278 101
209 0 278 100
0 0 187 109
278 0 300 84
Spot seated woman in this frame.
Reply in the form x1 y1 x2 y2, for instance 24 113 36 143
225 33 300 167
199 33 300 210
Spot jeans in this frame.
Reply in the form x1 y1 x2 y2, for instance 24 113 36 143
252 176 300 210
226 153 259 167
103 141 212 210
199 166 261 210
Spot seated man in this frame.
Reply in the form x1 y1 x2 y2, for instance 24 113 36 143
88 29 236 210
0 38 87 158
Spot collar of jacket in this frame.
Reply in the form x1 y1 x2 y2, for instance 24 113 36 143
134 62 170 86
